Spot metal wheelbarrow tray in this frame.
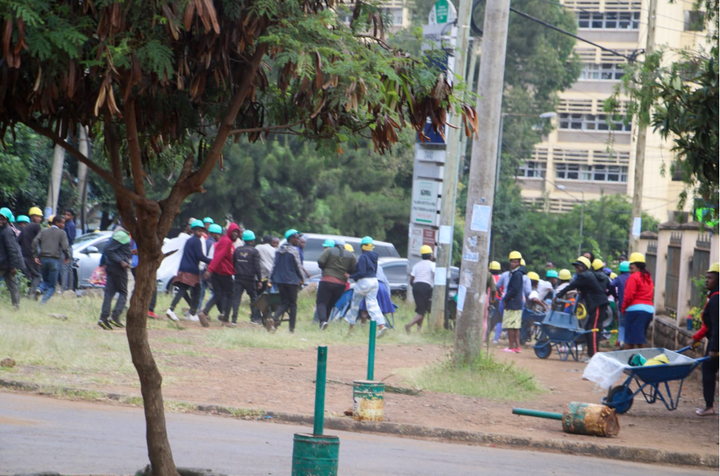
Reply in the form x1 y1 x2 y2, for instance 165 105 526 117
601 346 708 414
532 308 604 362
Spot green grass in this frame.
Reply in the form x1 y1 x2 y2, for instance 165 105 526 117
396 352 544 401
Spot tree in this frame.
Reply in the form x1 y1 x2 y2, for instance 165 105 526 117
0 1 474 474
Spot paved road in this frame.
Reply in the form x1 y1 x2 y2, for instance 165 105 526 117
0 392 711 476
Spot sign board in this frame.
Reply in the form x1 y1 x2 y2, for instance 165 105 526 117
428 0 457 25
415 144 446 163
417 120 447 145
415 162 444 180
423 228 437 249
411 179 440 226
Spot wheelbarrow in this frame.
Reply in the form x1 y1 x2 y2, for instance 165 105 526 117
601 346 709 414
532 300 615 362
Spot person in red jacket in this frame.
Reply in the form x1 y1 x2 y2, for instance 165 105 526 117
200 223 240 326
621 252 654 350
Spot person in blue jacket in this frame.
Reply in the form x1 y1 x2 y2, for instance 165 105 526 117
502 251 526 353
98 228 132 330
346 236 388 338
165 220 211 325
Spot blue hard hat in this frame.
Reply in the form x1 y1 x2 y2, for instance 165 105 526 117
360 236 373 245
619 261 630 272
322 239 335 247
203 217 214 224
16 215 30 223
545 270 559 279
242 230 256 241
0 207 12 220
208 224 222 234
285 229 300 239
190 219 205 229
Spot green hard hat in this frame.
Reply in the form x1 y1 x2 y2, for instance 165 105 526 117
16 215 30 223
360 236 373 245
285 228 300 239
203 217 214 224
323 239 335 247
0 207 12 220
242 230 256 241
546 270 559 279
190 219 205 229
208 224 222 234
619 261 630 272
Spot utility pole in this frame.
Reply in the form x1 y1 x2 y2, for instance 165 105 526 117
430 0 474 332
454 0 511 363
628 0 657 253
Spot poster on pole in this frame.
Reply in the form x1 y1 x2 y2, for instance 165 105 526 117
411 179 440 226
632 217 642 238
470 204 491 232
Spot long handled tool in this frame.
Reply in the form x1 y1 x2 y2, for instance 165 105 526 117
512 402 619 437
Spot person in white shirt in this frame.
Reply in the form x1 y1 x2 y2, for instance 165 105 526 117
405 246 436 333
256 235 277 291
526 272 549 313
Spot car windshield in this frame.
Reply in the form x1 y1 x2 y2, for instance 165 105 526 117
382 263 407 282
73 233 106 246
301 238 327 262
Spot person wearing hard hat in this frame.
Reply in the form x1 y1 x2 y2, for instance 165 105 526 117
255 235 277 294
230 230 264 326
267 229 305 333
620 252 654 350
31 215 70 304
692 262 719 416
60 209 77 292
202 217 214 232
18 207 44 295
200 223 241 327
611 261 631 348
501 251 526 353
165 220 212 324
488 261 504 345
347 236 389 338
0 208 23 309
97 227 133 330
316 238 357 330
526 272 549 313
15 215 30 231
405 245 436 333
555 256 608 358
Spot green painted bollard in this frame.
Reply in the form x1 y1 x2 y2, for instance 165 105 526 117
292 346 339 476
351 321 385 421
512 402 619 437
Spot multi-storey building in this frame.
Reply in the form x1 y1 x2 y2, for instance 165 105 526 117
517 0 709 221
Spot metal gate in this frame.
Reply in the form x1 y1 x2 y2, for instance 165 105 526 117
646 240 658 284
664 232 682 316
691 234 711 308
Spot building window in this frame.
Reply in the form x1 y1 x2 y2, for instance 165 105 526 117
684 10 705 31
517 161 547 178
384 7 404 27
556 164 628 182
580 63 625 80
559 113 632 132
578 11 640 30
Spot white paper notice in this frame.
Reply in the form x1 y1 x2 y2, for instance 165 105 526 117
434 266 447 286
439 225 453 244
456 285 467 312
471 204 491 232
632 217 642 238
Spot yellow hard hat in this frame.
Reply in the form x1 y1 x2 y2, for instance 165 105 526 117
48 214 55 223
559 269 572 281
610 272 617 279
592 259 604 270
489 261 501 271
644 354 669 366
573 256 592 269
509 251 522 260
520 258 526 266
708 262 719 273
420 245 433 255
629 252 645 264
527 271 540 281
28 206 43 217
576 303 587 320
344 243 355 252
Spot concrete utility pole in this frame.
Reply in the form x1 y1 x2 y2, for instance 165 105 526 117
46 141 65 216
454 0 511 364
77 125 90 233
628 0 657 253
430 0 475 332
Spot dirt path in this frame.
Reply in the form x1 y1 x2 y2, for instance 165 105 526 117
6 325 718 460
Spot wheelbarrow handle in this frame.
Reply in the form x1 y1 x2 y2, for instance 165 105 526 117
677 345 692 354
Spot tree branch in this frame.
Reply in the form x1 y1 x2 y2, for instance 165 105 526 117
229 120 304 136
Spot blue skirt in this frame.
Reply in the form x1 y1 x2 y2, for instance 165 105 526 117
624 309 652 345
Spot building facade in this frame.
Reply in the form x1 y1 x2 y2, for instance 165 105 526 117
516 0 709 221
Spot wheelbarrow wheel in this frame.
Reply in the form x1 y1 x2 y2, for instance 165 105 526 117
534 340 552 359
606 385 634 414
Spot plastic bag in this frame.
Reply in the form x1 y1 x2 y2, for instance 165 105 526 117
89 266 107 287
582 353 628 390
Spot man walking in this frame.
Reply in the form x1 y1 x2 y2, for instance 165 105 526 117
0 208 23 309
97 228 132 330
346 236 388 337
61 208 77 291
230 230 263 325
501 251 526 353
316 239 357 330
256 235 277 291
199 223 240 326
166 220 210 324
32 215 70 304
18 207 44 295
268 229 305 333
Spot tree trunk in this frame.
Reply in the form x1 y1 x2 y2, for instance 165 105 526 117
77 126 89 233
126 218 178 476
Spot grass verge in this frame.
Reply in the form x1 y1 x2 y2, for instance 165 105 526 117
397 352 544 401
